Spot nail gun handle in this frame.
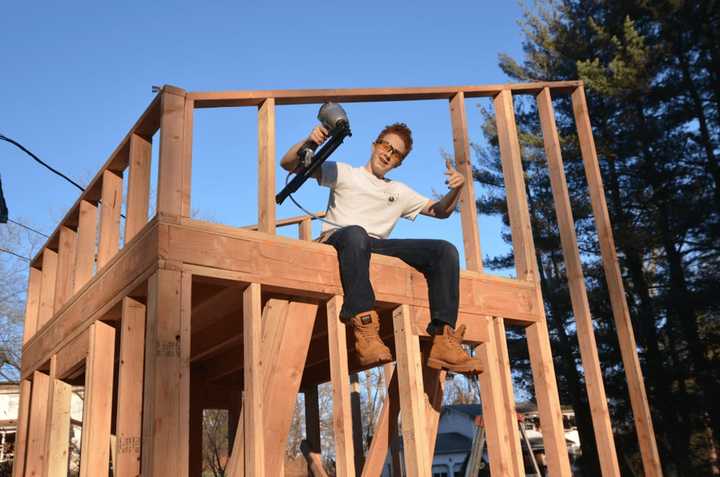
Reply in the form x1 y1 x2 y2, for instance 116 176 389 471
276 125 351 205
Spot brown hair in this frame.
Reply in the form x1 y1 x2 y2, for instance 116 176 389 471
376 122 413 157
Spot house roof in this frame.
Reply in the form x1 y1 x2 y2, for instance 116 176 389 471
442 401 572 418
434 432 473 454
443 404 482 417
394 432 473 455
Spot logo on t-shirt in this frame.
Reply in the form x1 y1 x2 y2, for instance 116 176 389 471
387 192 399 204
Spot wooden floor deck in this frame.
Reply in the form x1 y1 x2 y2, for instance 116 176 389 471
22 215 543 382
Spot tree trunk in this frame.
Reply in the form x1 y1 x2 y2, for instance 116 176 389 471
696 0 720 127
657 205 720 456
634 98 720 463
675 37 720 212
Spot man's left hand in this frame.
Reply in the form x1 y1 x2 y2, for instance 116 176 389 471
444 159 465 190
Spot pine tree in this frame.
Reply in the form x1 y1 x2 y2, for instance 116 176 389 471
474 1 720 474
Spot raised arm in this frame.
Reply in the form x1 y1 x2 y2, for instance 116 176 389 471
280 125 329 172
421 159 465 219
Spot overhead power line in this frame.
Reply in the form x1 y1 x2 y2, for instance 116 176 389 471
0 133 85 192
1 133 87 230
1 133 127 224
0 247 30 262
7 218 49 238
0 175 7 223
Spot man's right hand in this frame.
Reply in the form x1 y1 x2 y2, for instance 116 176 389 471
280 125 329 173
308 125 329 145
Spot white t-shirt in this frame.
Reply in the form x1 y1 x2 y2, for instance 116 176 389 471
317 161 431 239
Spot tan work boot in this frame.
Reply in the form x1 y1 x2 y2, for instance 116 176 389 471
350 311 392 368
427 324 483 375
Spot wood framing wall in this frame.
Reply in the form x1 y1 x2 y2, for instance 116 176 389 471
13 82 662 477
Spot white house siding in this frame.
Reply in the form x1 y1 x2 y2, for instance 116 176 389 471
438 409 475 439
432 451 470 477
0 393 18 422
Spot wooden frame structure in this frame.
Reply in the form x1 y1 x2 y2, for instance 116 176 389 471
12 81 662 477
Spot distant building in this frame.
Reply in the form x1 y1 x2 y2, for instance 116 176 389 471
382 402 581 477
0 381 83 474
0 383 19 465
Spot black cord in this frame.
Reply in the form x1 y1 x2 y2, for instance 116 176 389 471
7 219 49 238
285 171 341 229
1 133 128 222
0 133 85 192
0 247 30 262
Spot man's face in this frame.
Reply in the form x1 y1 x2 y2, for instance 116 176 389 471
368 132 407 178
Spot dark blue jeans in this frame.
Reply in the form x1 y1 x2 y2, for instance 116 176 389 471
325 225 459 333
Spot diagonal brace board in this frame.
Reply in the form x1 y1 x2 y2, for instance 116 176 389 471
226 298 319 476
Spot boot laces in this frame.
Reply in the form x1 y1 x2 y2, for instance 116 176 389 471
355 320 379 339
448 328 467 353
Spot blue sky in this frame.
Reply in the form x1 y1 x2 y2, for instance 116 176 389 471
1 1 527 275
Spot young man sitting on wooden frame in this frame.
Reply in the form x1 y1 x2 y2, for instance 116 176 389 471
281 122 482 375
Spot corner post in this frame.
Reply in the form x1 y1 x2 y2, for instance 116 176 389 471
142 269 192 476
157 87 192 218
258 98 276 234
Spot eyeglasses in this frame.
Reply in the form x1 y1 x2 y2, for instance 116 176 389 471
374 139 405 161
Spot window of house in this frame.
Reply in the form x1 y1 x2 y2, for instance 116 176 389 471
432 464 450 477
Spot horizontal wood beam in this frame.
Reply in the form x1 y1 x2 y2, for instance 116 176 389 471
189 81 582 108
165 218 543 324
242 211 326 231
23 215 531 379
